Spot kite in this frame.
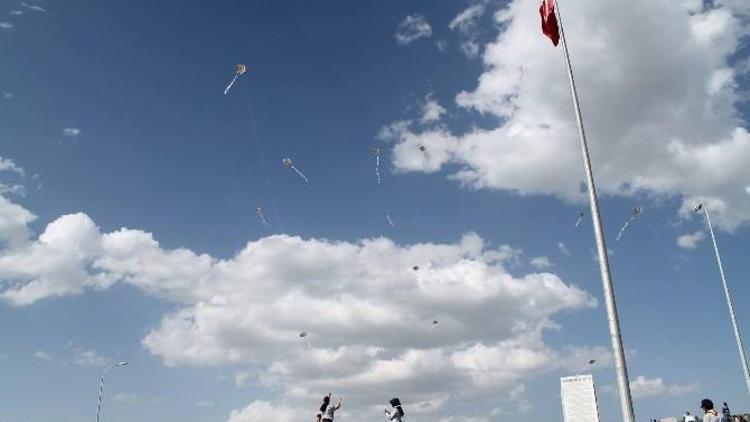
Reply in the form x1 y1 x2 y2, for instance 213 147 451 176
429 320 439 330
694 203 704 213
615 206 642 241
575 211 585 227
385 212 395 227
224 64 247 95
371 146 382 184
299 331 312 348
412 266 419 271
256 207 270 227
418 145 426 152
282 158 309 183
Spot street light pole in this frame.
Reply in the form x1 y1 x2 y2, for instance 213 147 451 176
96 361 127 422
696 204 750 397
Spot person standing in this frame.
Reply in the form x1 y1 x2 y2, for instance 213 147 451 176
321 393 342 422
384 398 405 422
722 402 731 422
702 399 721 422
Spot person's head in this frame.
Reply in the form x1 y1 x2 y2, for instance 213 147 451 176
701 399 714 412
686 411 691 415
723 402 728 406
389 398 401 408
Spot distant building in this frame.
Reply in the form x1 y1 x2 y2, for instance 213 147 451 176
560 374 601 422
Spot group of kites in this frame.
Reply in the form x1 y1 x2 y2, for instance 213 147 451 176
222 63 645 350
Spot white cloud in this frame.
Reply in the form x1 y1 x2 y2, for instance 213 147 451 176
0 182 25 197
227 401 305 422
421 94 446 124
529 256 553 269
629 376 699 398
33 350 53 362
396 14 432 45
385 0 750 230
449 3 487 34
62 128 82 138
72 349 108 367
10 10 23 16
112 393 163 405
676 231 705 250
557 242 570 256
0 157 25 178
0 22 14 31
20 2 46 13
0 192 604 421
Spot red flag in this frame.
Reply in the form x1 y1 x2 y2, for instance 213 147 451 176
540 0 559 46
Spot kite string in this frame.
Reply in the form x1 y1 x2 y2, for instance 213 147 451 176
241 79 284 232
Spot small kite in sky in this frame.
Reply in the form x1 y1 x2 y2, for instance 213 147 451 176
299 331 312 349
418 145 426 152
575 211 585 227
694 203 704 213
282 158 309 183
256 207 270 227
224 64 247 95
429 320 439 330
371 146 382 184
412 265 419 271
615 206 642 241
385 212 395 227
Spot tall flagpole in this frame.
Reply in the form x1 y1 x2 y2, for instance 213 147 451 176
698 204 750 396
554 2 636 421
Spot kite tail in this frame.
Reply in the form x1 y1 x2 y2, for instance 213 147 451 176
291 166 309 183
385 213 395 227
375 155 381 184
575 216 583 227
224 74 239 95
615 216 634 241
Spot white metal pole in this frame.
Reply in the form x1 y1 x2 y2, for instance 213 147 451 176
701 206 750 396
554 2 636 421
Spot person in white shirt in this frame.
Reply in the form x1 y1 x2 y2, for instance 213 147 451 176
384 398 404 422
702 399 721 422
685 411 698 422
319 393 342 422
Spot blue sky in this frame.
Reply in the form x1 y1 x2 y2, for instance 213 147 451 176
1 0 749 421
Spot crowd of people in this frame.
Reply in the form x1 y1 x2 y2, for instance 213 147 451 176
314 394 404 422
678 399 742 422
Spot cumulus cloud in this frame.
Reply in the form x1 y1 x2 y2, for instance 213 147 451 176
33 350 53 362
449 2 488 58
529 256 553 269
557 242 571 256
0 22 14 31
629 376 699 398
20 2 46 13
0 157 25 178
62 128 82 138
0 192 604 421
676 231 705 249
112 393 163 405
385 0 750 230
396 14 432 45
421 94 447 124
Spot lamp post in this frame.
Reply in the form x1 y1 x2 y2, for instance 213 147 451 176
96 361 127 422
695 203 750 397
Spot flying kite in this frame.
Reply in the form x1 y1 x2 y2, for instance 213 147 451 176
412 266 419 271
256 207 270 227
575 211 585 227
615 206 642 241
282 158 309 183
371 146 382 184
224 64 247 95
299 331 312 348
694 203 704 213
385 212 395 227
429 320 439 330
418 145 426 152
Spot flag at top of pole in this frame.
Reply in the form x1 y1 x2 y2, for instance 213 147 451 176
540 0 560 46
